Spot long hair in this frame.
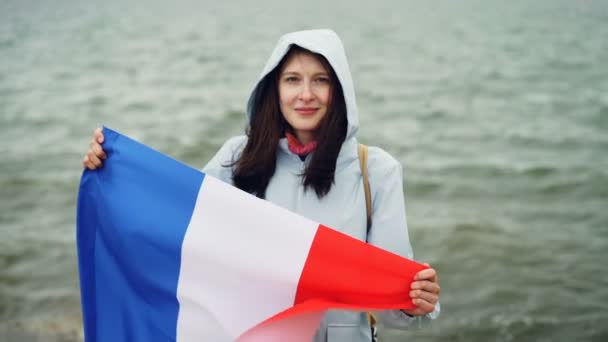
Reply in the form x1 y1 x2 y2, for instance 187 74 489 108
231 45 348 198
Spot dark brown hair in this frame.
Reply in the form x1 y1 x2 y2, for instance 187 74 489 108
231 45 348 199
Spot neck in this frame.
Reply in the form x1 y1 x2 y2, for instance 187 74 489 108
285 132 318 156
295 132 313 145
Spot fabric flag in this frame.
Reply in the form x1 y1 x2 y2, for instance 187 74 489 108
76 127 427 342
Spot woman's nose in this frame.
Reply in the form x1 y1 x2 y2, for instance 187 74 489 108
298 83 314 101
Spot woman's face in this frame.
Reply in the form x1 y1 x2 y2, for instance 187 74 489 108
278 52 331 145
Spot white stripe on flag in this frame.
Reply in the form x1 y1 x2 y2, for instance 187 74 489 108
176 176 320 341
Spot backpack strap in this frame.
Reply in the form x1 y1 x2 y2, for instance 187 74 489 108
358 144 372 234
358 144 378 336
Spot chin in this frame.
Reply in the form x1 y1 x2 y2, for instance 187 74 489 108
293 122 321 132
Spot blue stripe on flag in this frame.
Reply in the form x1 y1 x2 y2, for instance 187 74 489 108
77 127 205 342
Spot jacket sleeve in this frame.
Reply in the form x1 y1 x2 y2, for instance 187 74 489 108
201 136 247 185
366 148 440 329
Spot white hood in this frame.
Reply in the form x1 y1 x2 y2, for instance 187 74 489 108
246 29 359 140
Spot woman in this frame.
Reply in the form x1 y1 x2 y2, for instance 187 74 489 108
83 29 440 341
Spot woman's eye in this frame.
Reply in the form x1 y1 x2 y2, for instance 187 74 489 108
315 77 330 84
285 76 299 83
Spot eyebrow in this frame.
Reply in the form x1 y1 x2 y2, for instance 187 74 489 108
281 71 330 77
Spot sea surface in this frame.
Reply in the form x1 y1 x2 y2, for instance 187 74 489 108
1 0 607 341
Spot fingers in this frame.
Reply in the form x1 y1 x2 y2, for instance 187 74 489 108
83 153 99 170
91 127 106 159
411 297 436 314
90 139 107 159
415 267 437 283
404 265 440 315
411 280 440 295
86 149 103 168
83 154 99 170
408 285 439 315
410 288 439 305
83 127 106 170
82 155 93 169
94 127 104 144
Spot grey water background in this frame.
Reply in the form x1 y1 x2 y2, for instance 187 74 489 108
1 0 607 341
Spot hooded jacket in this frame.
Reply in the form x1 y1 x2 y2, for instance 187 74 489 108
203 29 438 342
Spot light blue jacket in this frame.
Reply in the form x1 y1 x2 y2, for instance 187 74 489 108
203 29 439 342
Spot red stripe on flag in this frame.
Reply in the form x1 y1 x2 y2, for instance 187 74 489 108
237 224 427 340
294 224 427 310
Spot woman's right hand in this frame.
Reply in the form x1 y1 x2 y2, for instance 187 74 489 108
82 127 107 170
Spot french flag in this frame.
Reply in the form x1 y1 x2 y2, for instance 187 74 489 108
76 127 426 341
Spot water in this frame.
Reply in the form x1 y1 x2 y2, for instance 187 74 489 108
1 0 607 341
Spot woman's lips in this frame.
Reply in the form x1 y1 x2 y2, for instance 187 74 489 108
295 108 318 115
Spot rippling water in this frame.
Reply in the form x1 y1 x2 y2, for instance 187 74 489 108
1 0 607 341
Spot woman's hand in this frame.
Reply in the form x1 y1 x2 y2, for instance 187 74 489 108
402 264 440 316
82 127 107 170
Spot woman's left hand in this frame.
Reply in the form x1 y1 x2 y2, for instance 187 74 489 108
402 264 440 316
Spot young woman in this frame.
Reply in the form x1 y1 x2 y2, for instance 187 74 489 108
83 29 440 342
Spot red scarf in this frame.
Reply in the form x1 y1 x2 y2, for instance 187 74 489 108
285 132 318 156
